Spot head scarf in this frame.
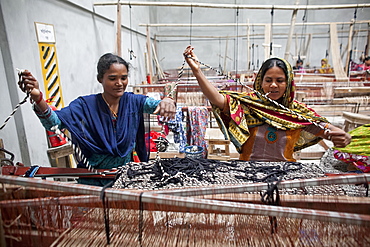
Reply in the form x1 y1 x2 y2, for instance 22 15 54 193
321 58 330 68
212 57 329 153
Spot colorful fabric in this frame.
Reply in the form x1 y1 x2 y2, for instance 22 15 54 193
212 57 329 156
167 107 187 153
357 63 370 71
187 106 209 157
334 124 370 172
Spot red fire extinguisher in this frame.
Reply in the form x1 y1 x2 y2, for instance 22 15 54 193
46 104 67 147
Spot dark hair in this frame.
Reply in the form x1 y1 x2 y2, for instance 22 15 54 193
260 58 288 80
296 59 303 64
364 56 370 62
97 53 129 80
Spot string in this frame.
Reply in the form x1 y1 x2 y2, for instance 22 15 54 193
128 2 136 60
299 1 308 60
252 24 255 70
100 180 115 245
189 4 193 46
270 6 274 56
325 27 330 59
128 3 134 60
235 7 239 82
347 6 358 77
138 192 144 247
3 71 95 172
153 60 186 161
186 3 193 83
353 5 359 60
218 38 222 72
0 69 30 130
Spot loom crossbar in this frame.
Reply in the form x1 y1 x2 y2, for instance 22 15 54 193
1 175 370 226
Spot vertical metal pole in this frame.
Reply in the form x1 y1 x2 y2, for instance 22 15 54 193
146 26 153 83
116 0 122 56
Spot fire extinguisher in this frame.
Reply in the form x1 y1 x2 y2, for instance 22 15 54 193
46 105 67 147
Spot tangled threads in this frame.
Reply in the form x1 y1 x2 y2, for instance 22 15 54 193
113 158 325 190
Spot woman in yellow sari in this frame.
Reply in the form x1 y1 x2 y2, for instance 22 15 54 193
184 46 351 162
318 58 333 74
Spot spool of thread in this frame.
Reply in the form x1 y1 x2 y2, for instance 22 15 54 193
133 151 140 163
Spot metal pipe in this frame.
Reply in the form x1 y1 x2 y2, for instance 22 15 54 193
139 20 370 28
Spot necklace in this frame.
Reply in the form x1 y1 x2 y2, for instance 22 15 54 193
102 94 118 118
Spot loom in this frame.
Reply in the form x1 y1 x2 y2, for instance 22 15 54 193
1 158 369 246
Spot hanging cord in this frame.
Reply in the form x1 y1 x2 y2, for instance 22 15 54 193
153 60 186 161
218 38 222 72
189 4 193 46
251 24 255 70
8 69 96 172
186 4 193 82
184 54 329 134
353 6 359 59
262 180 280 234
100 180 115 245
49 125 99 172
235 7 239 82
0 69 30 130
128 2 136 60
325 27 330 59
298 2 308 59
270 6 274 56
340 24 344 54
347 5 358 77
256 162 300 234
138 191 145 247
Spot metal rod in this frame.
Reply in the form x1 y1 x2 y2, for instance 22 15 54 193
139 20 370 28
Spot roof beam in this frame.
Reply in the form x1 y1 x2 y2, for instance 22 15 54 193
94 1 370 10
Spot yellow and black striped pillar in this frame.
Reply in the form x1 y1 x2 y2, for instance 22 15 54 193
37 43 64 109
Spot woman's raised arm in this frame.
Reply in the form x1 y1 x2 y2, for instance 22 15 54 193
183 46 225 109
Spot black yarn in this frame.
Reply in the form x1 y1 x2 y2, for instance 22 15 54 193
121 159 305 191
100 179 115 245
125 157 234 188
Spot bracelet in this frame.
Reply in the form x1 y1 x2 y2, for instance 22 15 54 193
35 91 43 105
34 105 52 119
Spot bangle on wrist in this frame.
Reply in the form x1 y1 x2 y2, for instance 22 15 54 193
33 91 43 105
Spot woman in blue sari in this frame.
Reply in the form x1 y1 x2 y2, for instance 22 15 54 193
19 53 176 185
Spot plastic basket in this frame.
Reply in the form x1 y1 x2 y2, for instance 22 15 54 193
184 145 204 159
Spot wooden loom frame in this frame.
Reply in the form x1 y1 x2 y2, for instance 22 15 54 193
1 174 370 227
